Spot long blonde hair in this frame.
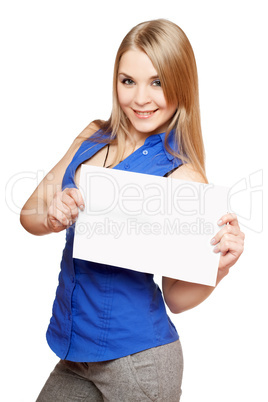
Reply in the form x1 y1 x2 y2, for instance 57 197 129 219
94 19 207 181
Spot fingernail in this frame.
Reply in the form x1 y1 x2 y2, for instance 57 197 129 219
210 238 216 245
69 220 73 226
80 205 85 211
213 246 219 253
217 219 223 226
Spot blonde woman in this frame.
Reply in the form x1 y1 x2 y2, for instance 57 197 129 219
21 19 244 402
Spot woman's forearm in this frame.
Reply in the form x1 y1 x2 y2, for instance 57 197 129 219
164 280 215 314
20 197 52 236
163 268 228 314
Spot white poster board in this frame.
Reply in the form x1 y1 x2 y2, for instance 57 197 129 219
73 165 229 286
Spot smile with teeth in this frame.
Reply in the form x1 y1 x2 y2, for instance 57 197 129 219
133 109 158 118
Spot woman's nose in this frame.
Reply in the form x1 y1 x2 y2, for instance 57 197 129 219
134 85 151 106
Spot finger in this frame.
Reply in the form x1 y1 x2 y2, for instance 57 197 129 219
47 206 71 229
213 233 244 254
218 241 244 270
48 188 85 230
64 188 85 210
61 188 85 220
49 194 73 225
49 192 75 226
210 223 241 246
217 212 240 228
61 192 80 221
46 216 64 233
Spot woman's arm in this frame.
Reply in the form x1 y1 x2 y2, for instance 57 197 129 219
162 164 245 314
20 122 98 235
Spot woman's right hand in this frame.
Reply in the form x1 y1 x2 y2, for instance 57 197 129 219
46 188 85 233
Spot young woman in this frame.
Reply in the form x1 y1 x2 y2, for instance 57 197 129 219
20 19 244 401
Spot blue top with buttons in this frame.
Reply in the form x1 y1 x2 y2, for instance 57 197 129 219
46 129 183 362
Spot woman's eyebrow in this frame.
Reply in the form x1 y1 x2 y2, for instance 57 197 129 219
118 72 134 79
118 72 159 80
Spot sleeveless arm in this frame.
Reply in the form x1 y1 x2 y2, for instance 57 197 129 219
20 122 99 235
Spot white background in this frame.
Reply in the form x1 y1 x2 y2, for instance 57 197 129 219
1 1 267 401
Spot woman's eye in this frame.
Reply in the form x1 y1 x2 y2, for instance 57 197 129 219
152 79 161 87
122 78 134 85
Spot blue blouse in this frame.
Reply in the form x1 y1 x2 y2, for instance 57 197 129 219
46 129 183 362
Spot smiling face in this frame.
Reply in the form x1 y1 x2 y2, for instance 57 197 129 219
117 49 177 140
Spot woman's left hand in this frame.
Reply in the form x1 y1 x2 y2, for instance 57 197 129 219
211 213 245 282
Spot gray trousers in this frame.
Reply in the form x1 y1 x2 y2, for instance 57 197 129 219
36 339 183 401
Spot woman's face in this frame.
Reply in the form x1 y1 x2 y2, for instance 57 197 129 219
117 49 177 139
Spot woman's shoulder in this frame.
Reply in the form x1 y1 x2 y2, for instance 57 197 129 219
57 121 101 166
74 121 101 144
169 163 207 184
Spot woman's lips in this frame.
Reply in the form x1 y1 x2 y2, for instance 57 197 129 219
133 109 158 119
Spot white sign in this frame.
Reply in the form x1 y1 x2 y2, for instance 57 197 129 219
73 165 229 286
